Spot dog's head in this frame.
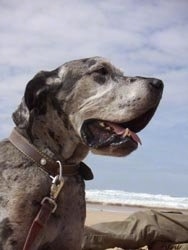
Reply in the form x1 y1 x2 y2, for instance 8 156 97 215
13 57 163 158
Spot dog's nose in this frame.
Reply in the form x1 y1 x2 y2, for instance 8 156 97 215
135 76 164 90
149 78 164 90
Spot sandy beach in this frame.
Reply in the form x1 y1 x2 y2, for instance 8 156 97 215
86 202 188 226
86 202 152 226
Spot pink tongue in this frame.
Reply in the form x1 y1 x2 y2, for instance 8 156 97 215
105 122 142 145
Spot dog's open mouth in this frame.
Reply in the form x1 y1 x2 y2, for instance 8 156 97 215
81 107 157 148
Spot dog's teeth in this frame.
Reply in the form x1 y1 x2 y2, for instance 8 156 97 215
99 122 105 127
105 126 111 131
122 128 142 145
122 128 131 137
99 122 112 131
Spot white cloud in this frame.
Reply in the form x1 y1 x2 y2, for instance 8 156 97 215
150 24 188 57
0 0 187 122
159 68 188 105
1 0 187 111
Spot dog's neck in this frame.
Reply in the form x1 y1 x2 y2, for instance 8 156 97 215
21 109 89 165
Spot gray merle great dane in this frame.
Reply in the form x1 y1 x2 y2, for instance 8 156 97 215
0 57 163 250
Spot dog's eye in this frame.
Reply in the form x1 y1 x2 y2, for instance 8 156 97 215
91 67 108 84
94 67 108 75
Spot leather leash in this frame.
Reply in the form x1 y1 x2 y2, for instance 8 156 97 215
8 128 93 250
22 160 64 250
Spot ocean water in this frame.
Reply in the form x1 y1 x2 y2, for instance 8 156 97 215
86 189 188 210
85 152 188 198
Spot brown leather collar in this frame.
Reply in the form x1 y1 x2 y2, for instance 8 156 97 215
9 128 81 177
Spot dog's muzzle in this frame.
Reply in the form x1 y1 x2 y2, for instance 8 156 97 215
80 77 163 156
81 107 158 149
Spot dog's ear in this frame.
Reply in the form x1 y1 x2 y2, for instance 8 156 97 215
12 71 51 128
12 98 31 129
24 71 49 112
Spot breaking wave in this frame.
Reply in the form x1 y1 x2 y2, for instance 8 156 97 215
86 189 188 210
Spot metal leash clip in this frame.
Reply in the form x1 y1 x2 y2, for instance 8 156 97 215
50 160 64 200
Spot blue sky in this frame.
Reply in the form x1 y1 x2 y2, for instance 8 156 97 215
0 0 188 196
